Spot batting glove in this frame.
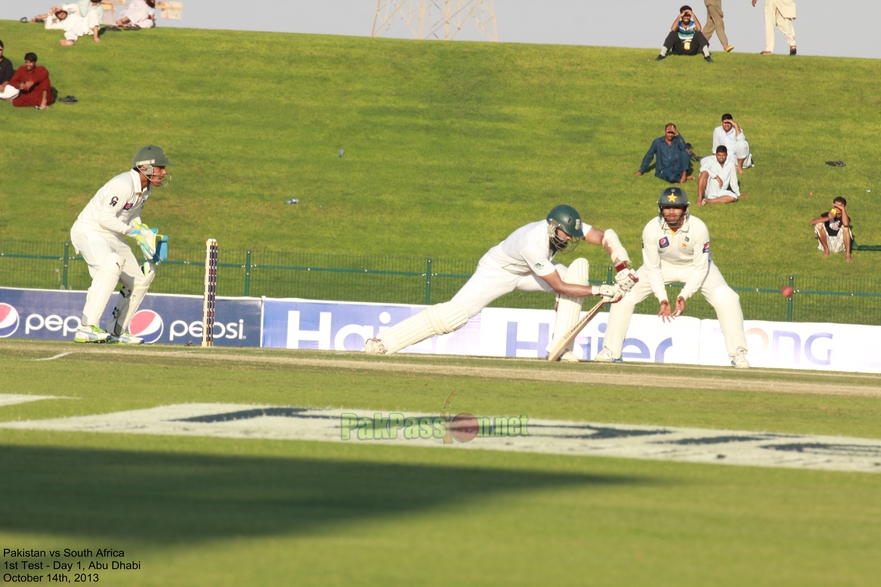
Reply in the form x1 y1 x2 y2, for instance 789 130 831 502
614 262 639 293
594 284 625 303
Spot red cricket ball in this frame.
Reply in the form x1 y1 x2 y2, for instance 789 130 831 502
781 286 794 297
451 413 479 443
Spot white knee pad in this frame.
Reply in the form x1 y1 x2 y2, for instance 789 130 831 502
81 253 125 327
376 301 469 355
550 258 590 357
108 263 155 335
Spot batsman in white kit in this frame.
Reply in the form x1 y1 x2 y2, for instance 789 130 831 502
70 145 172 344
364 205 638 361
595 187 750 368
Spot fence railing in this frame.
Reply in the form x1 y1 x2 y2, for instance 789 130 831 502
2 240 879 325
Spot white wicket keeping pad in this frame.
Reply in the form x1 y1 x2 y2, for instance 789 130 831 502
1 399 880 474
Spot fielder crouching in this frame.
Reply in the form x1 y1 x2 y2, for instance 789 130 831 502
595 187 750 368
70 145 172 344
364 205 637 361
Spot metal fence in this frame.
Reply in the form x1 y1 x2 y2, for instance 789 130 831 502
1 240 879 325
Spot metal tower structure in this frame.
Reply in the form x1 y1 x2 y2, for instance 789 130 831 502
371 0 498 42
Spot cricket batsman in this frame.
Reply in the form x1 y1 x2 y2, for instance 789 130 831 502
70 145 172 344
595 187 750 368
364 205 637 361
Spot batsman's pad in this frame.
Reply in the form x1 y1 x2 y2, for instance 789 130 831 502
107 262 156 336
376 301 469 355
81 253 124 327
601 229 630 265
550 257 590 359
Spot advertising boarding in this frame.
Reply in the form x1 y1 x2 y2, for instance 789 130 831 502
0 287 262 346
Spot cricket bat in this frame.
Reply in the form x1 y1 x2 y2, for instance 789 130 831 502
547 299 607 362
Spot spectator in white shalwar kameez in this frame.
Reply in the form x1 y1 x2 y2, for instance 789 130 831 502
697 146 742 206
36 4 101 46
712 113 752 173
116 0 157 30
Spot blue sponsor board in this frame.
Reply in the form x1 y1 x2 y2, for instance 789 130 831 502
262 299 483 354
0 287 261 346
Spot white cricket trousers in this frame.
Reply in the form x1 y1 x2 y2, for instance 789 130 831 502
602 261 748 360
70 222 149 325
451 255 568 318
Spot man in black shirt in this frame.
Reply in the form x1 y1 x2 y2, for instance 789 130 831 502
0 40 16 102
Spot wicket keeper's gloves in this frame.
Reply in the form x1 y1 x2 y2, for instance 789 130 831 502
129 221 168 265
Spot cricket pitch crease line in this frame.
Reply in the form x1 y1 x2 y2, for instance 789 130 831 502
1 403 880 474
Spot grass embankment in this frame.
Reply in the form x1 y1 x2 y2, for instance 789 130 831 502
0 24 879 282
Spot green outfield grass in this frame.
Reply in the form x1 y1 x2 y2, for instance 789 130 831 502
2 340 881 586
0 25 879 282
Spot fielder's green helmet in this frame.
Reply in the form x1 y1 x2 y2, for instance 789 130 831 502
133 145 173 168
546 205 584 238
658 187 689 208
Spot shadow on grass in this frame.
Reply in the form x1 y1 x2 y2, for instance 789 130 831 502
0 445 648 543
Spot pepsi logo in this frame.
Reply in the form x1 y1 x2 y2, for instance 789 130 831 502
129 310 164 344
0 303 21 338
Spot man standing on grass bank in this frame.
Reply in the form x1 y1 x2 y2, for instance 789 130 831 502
70 146 173 343
753 0 797 55
594 187 750 368
703 0 734 52
637 124 693 184
811 197 853 263
364 205 638 362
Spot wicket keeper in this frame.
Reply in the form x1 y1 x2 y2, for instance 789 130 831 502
364 205 637 362
70 145 172 343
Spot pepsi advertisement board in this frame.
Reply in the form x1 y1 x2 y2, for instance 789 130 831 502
0 287 262 346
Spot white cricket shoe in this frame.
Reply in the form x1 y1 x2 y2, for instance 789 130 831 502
558 351 580 363
364 338 388 355
594 347 623 363
74 325 110 344
731 350 750 369
108 331 144 344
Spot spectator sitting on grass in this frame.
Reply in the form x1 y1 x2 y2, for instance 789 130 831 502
811 197 853 263
2 52 55 109
712 113 753 174
33 5 101 46
697 146 742 206
656 5 714 63
636 123 694 184
116 0 157 30
0 40 16 102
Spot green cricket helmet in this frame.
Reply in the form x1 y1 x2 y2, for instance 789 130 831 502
132 145 173 169
546 204 583 253
658 187 689 229
658 187 689 209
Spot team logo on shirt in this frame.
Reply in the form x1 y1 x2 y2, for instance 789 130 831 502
534 262 544 269
659 237 670 249
123 203 134 210
703 242 711 253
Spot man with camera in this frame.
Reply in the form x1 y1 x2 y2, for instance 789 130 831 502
656 5 714 63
